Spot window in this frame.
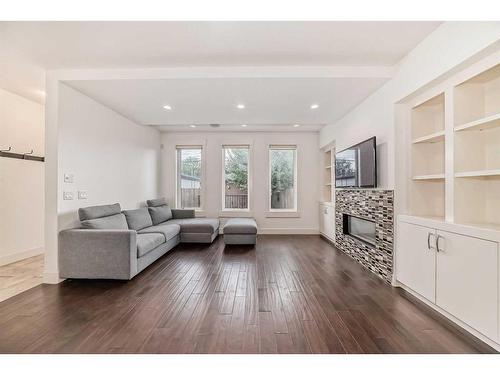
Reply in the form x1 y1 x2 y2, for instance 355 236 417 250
269 146 297 211
222 145 250 210
176 146 203 209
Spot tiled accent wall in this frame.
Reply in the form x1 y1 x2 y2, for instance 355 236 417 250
335 189 394 283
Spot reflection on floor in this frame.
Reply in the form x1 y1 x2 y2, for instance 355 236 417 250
0 255 44 303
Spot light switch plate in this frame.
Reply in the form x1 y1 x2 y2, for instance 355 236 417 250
78 191 87 200
63 191 74 200
64 174 74 183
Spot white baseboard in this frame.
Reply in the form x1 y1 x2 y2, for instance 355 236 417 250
258 228 319 235
43 272 65 284
0 247 44 266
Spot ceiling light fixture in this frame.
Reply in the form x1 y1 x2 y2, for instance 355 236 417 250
189 125 196 128
241 124 248 127
236 104 245 109
310 104 319 109
293 124 300 128
163 104 172 110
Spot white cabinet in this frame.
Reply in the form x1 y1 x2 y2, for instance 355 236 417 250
396 217 499 344
319 203 335 241
396 222 436 302
436 230 498 340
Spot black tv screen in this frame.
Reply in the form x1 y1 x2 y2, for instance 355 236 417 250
335 137 377 188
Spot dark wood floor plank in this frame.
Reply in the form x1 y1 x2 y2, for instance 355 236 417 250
0 235 492 354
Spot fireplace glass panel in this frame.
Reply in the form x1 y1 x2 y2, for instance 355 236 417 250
344 214 376 246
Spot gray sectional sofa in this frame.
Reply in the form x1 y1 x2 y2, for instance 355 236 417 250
59 198 219 280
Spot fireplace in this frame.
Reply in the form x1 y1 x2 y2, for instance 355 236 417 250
343 214 376 246
335 189 393 283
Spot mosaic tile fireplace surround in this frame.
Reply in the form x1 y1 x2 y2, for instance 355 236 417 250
335 189 394 283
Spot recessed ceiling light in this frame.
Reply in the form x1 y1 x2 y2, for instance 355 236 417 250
293 124 300 128
236 104 245 109
241 124 248 127
189 125 196 128
310 104 319 109
163 104 172 110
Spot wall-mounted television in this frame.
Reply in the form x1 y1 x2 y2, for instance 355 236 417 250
335 137 377 188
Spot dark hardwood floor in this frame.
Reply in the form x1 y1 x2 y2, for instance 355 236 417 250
0 235 495 354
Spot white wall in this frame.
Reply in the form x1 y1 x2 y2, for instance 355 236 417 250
320 22 500 189
57 84 161 229
161 131 321 234
43 84 161 281
0 88 45 265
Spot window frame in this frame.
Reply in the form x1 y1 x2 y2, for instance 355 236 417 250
175 145 205 211
268 145 298 213
221 144 252 212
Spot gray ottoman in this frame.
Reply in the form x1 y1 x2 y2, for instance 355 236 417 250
223 218 258 245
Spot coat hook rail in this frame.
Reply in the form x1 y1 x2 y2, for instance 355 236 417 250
0 147 45 162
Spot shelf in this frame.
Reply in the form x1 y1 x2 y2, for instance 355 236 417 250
412 130 445 144
413 174 445 180
411 93 444 140
455 113 500 132
455 169 500 178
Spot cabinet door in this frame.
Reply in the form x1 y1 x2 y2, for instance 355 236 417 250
319 205 335 241
396 222 436 302
319 204 326 234
436 230 498 340
323 205 335 240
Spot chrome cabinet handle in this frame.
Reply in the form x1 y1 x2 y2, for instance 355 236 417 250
436 234 444 252
427 232 436 250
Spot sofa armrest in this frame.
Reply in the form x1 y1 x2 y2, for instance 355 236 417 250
171 209 195 219
59 229 137 280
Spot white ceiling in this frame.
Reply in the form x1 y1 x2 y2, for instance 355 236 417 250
0 21 441 131
66 76 388 131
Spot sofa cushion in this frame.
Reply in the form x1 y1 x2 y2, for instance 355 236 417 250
169 218 219 234
136 233 165 257
81 213 128 230
171 209 195 219
148 205 173 225
223 218 258 235
78 203 121 221
123 208 153 231
139 223 180 242
147 198 167 207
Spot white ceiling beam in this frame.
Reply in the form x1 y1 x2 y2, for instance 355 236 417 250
51 65 395 81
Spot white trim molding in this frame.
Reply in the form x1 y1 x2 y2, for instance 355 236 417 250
258 228 319 235
43 272 65 284
0 247 44 267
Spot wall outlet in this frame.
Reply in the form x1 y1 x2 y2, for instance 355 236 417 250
78 191 88 200
63 191 74 200
64 173 74 183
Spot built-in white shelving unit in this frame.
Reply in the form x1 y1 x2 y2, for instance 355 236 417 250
320 145 335 242
454 63 500 228
322 149 334 202
396 56 500 351
409 93 445 219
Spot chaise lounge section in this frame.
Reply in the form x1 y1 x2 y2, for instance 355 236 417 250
59 198 219 280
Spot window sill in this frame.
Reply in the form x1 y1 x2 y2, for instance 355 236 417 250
219 210 254 218
265 211 301 218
